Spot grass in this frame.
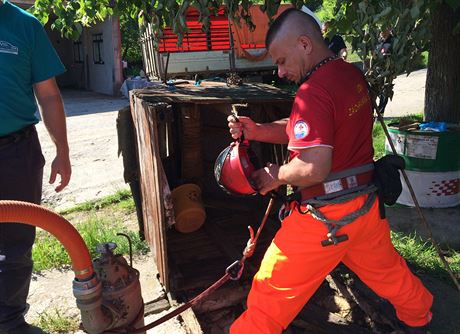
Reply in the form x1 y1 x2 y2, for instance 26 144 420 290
32 190 148 272
372 113 424 159
32 309 80 334
345 41 361 63
372 121 386 160
391 231 460 283
58 189 135 215
374 113 460 285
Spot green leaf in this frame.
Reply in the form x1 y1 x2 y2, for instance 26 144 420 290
410 5 420 19
445 0 460 10
453 21 460 35
380 6 392 17
358 1 367 12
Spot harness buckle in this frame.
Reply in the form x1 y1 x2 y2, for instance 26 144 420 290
226 260 244 280
321 234 349 247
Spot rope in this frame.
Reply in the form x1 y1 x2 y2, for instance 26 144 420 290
305 190 377 227
300 186 378 244
240 48 269 61
127 273 232 333
124 197 276 332
230 19 269 62
303 184 377 207
368 85 460 291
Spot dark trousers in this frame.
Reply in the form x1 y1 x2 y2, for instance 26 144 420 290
0 128 44 331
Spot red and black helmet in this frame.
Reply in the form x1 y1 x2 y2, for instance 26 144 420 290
214 139 260 196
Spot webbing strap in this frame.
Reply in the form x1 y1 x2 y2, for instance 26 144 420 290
324 163 374 182
301 185 378 245
293 163 375 202
302 184 377 208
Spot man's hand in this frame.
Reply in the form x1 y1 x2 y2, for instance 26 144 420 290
227 115 258 140
34 78 71 193
49 152 71 192
251 163 283 195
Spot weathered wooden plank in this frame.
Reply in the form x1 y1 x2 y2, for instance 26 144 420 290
180 104 203 183
181 308 204 334
133 81 294 105
204 197 255 212
143 298 171 316
130 95 170 290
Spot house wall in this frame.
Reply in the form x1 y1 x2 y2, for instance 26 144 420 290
82 17 123 96
45 27 84 88
45 17 122 95
14 1 122 96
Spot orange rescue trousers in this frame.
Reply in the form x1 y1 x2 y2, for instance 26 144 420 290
230 194 433 334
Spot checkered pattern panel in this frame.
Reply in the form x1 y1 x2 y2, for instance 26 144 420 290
428 178 459 196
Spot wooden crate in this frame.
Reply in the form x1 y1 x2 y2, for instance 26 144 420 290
127 81 292 330
129 80 292 285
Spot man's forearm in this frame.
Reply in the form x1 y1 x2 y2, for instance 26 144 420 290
278 147 332 187
37 93 69 155
253 118 289 144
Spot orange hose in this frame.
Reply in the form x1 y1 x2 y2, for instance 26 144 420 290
0 200 94 281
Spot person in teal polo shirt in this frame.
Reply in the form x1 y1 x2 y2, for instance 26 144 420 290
0 1 71 333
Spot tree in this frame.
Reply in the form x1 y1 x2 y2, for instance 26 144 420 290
31 0 460 123
424 1 460 122
120 15 142 65
332 0 460 123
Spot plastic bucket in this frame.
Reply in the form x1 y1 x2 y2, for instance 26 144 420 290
385 125 460 208
171 184 206 233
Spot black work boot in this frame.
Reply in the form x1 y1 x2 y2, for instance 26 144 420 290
2 323 46 334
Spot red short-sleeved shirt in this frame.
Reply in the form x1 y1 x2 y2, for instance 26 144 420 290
286 58 374 172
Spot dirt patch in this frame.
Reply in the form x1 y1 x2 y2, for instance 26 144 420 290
37 90 129 211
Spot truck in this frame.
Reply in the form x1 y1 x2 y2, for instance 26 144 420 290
140 5 290 81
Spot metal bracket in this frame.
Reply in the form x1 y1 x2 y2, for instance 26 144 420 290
321 234 349 247
226 260 244 280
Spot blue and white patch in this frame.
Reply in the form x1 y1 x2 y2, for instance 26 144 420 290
0 41 18 55
293 120 309 139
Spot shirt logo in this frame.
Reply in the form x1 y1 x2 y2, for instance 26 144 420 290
293 120 309 139
0 41 19 55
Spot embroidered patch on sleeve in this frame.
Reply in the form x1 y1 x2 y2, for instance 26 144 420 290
0 41 19 55
293 120 310 139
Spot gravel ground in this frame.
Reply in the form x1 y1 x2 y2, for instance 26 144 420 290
37 90 130 211
383 68 426 118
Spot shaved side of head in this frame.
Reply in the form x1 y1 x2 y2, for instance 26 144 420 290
266 8 324 50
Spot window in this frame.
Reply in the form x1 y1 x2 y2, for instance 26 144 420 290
92 33 104 64
73 40 84 63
